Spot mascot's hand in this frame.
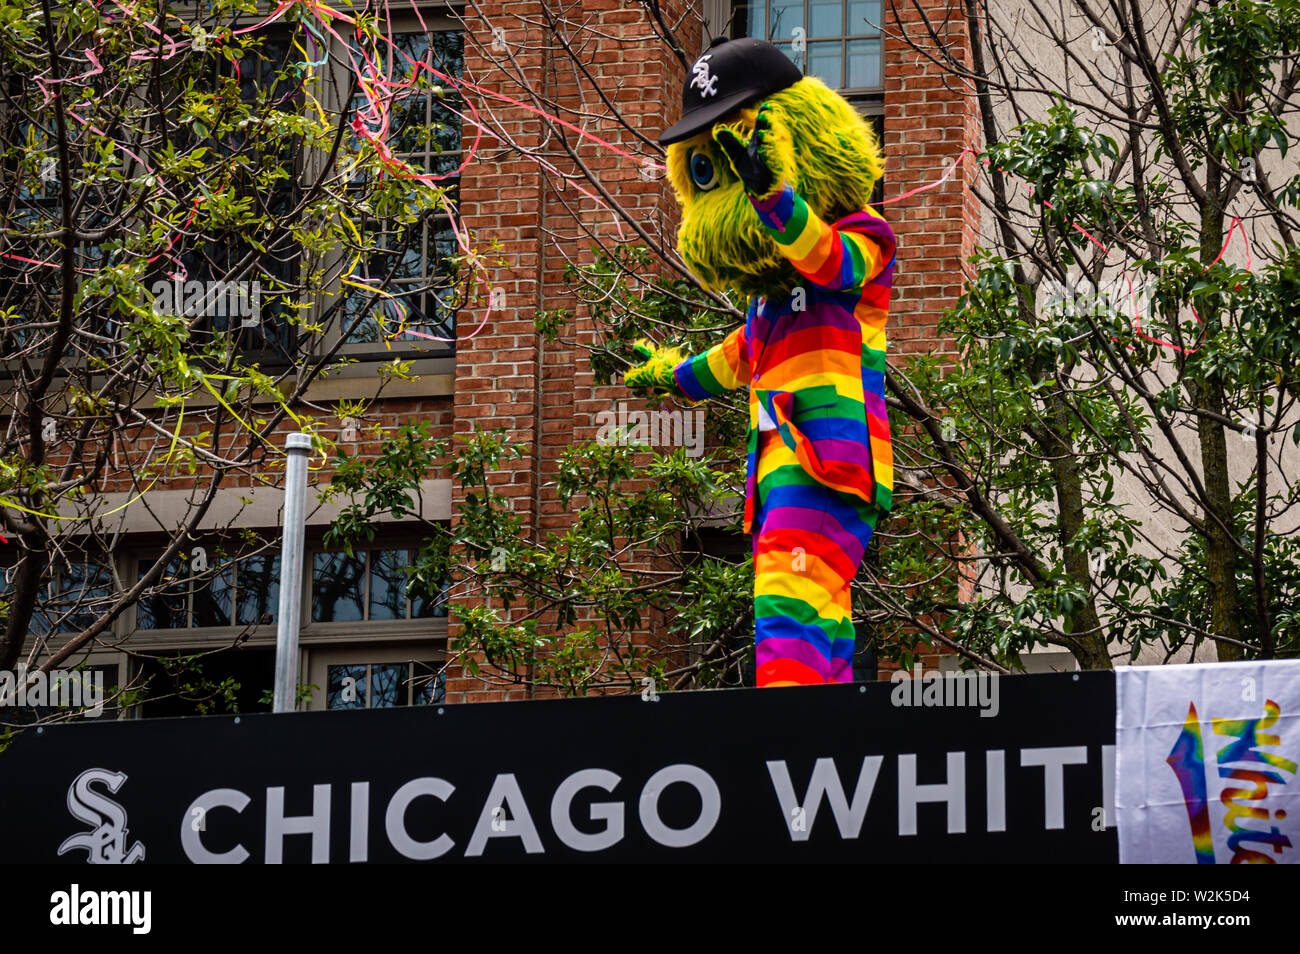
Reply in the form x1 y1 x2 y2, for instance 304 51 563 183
713 102 777 199
624 339 684 393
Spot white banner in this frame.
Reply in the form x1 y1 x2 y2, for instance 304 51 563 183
1116 660 1300 864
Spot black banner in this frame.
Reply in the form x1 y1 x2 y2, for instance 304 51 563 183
0 671 1118 863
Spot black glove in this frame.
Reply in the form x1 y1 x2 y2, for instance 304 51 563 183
712 102 776 198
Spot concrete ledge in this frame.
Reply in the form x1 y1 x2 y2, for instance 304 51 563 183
59 478 452 536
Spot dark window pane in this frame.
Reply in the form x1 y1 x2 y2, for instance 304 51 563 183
58 563 110 634
12 661 122 724
327 664 368 710
852 623 878 682
408 661 446 705
192 560 233 627
235 553 280 626
344 221 427 345
368 549 410 621
82 663 120 717
369 663 405 708
427 151 462 179
429 104 462 153
135 650 273 719
312 552 365 622
428 30 465 151
396 31 431 78
137 556 187 630
390 100 430 155
412 577 449 619
342 293 383 345
174 32 301 368
341 30 462 356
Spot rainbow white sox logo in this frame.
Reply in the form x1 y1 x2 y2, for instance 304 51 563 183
1166 700 1297 863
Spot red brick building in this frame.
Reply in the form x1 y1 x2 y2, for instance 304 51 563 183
444 0 978 702
10 0 977 716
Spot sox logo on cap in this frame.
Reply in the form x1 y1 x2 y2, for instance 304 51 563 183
659 37 802 144
689 54 718 99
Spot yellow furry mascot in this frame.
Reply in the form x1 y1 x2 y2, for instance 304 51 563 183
626 37 896 687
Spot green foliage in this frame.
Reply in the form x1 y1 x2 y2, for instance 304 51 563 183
0 1 469 713
330 421 751 695
256 682 319 710
328 6 1300 683
158 654 243 716
329 246 755 694
891 23 1300 667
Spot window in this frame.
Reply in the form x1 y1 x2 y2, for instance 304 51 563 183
734 0 884 205
133 542 445 633
737 0 883 93
167 31 305 366
335 28 463 357
2 143 60 355
307 646 446 711
325 659 445 709
2 67 116 365
49 561 112 634
312 548 445 622
852 624 878 682
686 529 755 688
7 558 114 635
137 549 280 630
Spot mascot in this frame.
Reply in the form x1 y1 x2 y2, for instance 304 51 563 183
625 36 896 688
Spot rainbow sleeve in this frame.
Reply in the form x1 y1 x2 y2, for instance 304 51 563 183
751 183 886 291
673 323 750 401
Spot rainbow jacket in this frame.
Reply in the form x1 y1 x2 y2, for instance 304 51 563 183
671 182 896 533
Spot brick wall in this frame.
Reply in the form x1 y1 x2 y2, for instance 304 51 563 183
442 0 978 699
879 0 980 672
443 0 703 703
19 1 979 697
883 0 978 365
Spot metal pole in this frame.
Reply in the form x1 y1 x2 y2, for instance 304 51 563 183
273 432 312 713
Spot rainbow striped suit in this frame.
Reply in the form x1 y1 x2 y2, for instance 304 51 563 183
672 182 896 686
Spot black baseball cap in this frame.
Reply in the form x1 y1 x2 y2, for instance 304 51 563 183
658 36 803 145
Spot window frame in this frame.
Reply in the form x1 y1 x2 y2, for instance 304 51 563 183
311 11 465 363
148 23 309 370
734 0 885 96
309 544 448 629
123 531 449 650
306 645 447 711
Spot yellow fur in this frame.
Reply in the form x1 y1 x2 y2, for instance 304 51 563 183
666 76 884 299
625 340 688 391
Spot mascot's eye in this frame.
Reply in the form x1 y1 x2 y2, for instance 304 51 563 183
689 151 718 191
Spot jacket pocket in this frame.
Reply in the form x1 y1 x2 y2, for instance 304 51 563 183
791 384 841 421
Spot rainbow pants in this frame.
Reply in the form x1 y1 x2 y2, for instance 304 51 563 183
753 430 881 687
